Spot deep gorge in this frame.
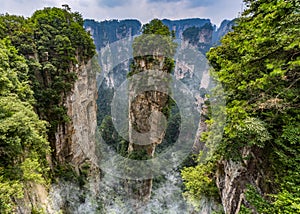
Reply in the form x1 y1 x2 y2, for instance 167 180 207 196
0 2 299 213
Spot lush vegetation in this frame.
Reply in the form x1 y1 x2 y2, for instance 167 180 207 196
0 38 50 213
182 0 300 213
0 8 95 149
1 2 298 213
128 19 177 76
99 19 179 160
29 7 95 147
0 7 96 212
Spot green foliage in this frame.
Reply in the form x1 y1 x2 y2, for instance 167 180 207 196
99 115 128 156
220 117 271 159
132 35 177 66
207 0 300 160
0 7 97 211
21 156 48 184
127 149 152 160
28 7 96 145
181 155 219 201
129 19 177 77
31 206 46 214
54 161 91 188
30 7 95 62
0 8 96 151
242 185 273 213
53 164 78 182
156 101 181 154
0 39 33 102
141 19 173 37
0 175 23 213
0 39 50 213
183 0 300 212
243 182 300 214
0 15 34 56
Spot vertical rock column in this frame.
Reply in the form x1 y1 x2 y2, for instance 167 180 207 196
126 56 170 205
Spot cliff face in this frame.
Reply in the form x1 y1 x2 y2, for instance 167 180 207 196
216 147 273 214
55 59 98 170
181 24 214 54
212 19 235 45
84 19 141 51
14 58 100 214
162 18 215 54
162 18 213 39
121 19 180 205
45 58 102 213
84 18 231 92
82 18 234 213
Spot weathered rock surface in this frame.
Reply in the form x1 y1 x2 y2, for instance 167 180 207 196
216 147 271 214
55 60 98 170
48 60 101 213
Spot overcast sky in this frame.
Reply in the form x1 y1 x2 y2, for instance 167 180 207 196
0 0 244 27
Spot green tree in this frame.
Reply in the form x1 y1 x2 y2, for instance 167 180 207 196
1 8 96 157
141 18 173 36
0 39 50 213
129 19 177 76
182 0 300 212
0 6 98 212
29 8 96 148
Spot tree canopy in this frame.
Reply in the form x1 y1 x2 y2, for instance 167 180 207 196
182 0 300 213
141 18 173 36
0 39 50 213
130 19 177 75
0 7 96 149
0 7 96 212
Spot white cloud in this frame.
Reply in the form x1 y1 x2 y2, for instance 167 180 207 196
0 0 242 26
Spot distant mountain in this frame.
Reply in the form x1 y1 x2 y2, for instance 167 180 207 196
84 19 235 213
212 19 236 45
84 19 142 51
84 17 234 126
84 18 234 53
161 18 213 39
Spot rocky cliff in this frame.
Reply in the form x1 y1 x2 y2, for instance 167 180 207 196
12 41 101 214
162 18 213 39
85 18 228 125
212 19 235 45
127 56 171 204
182 23 214 54
41 57 102 213
55 59 98 170
84 17 233 213
84 19 142 52
215 147 274 214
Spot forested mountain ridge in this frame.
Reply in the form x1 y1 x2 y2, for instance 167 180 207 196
84 19 142 52
83 17 234 54
161 18 212 38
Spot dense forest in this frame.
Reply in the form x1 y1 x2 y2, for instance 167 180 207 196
0 7 96 213
0 0 299 213
182 0 300 213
